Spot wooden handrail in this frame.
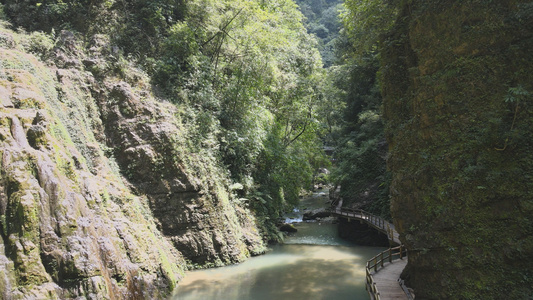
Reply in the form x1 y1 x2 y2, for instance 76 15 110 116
365 245 408 300
366 245 406 273
329 207 410 299
399 278 415 300
328 207 400 244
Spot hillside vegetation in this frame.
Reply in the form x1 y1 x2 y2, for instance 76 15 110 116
0 0 329 298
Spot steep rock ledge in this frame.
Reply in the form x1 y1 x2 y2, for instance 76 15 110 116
382 1 533 299
99 78 264 265
0 26 263 298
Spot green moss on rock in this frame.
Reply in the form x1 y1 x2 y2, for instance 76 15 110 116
0 16 265 299
382 1 533 299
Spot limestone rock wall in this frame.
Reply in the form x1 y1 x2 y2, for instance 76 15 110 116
0 25 263 299
382 1 533 299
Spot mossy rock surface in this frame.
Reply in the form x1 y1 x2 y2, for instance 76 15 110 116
0 22 264 298
382 1 533 299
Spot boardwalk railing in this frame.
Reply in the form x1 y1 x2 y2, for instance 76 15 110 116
328 207 400 245
366 245 410 300
328 206 413 299
399 278 415 300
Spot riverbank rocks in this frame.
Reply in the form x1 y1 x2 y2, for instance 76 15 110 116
100 80 264 265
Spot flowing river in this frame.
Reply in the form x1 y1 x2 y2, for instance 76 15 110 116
171 191 385 300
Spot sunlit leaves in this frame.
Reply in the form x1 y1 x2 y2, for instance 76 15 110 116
505 85 530 103
341 0 399 54
121 0 327 232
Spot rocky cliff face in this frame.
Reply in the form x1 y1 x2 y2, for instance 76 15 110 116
382 1 533 299
0 25 263 299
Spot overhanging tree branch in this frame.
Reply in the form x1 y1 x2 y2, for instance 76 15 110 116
201 7 244 49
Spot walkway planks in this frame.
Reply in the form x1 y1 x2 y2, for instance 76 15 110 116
371 259 408 300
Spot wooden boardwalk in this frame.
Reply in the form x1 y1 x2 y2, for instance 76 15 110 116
329 207 413 300
371 259 408 300
329 207 401 245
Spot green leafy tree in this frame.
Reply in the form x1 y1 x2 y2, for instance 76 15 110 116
328 52 390 218
295 0 343 67
156 0 328 236
341 0 399 54
3 0 329 240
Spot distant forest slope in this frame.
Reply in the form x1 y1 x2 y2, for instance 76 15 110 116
295 0 343 67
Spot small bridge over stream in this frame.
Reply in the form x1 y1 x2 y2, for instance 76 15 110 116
328 207 414 300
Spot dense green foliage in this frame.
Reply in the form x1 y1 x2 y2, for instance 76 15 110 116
2 0 328 240
328 54 390 218
293 0 391 218
341 0 399 54
159 1 328 236
292 0 390 219
294 0 343 67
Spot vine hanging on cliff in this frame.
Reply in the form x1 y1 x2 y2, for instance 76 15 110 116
496 85 531 151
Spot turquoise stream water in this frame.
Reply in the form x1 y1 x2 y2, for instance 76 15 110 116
171 192 385 300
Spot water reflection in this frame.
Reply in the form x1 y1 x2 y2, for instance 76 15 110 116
174 244 376 300
284 223 351 246
172 222 385 300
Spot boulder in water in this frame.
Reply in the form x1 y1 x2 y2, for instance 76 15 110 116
279 223 298 233
303 208 331 220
